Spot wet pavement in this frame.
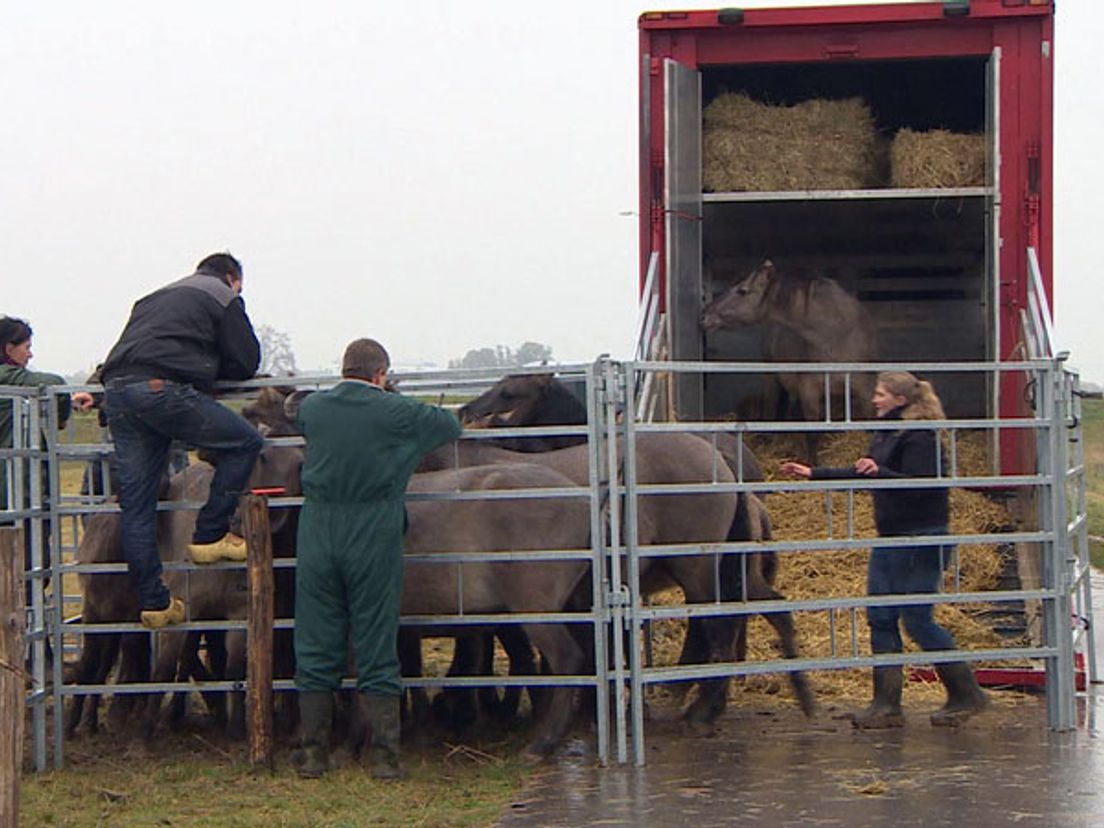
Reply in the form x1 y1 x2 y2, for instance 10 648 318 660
497 573 1104 827
496 697 1104 827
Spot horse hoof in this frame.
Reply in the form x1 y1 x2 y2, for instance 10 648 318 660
682 700 724 728
682 718 718 738
522 737 557 762
520 748 549 766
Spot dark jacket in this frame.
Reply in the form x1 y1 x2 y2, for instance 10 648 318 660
0 364 72 449
0 364 72 511
101 269 260 392
810 408 948 536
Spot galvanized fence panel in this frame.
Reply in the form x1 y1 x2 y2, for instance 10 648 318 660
1 387 50 772
13 356 1090 769
620 358 1087 765
22 363 619 769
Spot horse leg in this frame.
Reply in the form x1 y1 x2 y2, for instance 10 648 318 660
224 629 248 740
669 618 713 706
745 578 816 718
797 375 824 463
140 630 187 743
742 504 815 719
89 633 123 734
680 495 771 727
169 631 202 730
398 629 431 731
66 631 120 738
434 635 482 731
273 566 298 737
761 374 786 421
521 622 583 757
201 630 229 731
107 633 149 735
480 626 535 721
681 614 738 727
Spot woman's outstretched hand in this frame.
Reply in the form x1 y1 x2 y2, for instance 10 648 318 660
779 461 812 479
854 457 879 476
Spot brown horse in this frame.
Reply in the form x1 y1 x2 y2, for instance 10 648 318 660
65 432 304 741
423 421 815 723
401 463 592 755
702 259 878 458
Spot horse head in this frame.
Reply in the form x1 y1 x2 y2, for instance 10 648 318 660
242 384 298 433
245 420 303 539
700 259 778 331
458 374 557 429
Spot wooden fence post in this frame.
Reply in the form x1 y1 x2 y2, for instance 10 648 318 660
242 496 274 770
1 527 25 826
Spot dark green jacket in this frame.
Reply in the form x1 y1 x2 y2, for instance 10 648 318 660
297 381 461 504
0 364 72 510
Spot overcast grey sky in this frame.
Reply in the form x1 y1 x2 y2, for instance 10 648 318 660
2 2 1100 379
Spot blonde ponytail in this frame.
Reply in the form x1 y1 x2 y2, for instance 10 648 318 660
877 371 946 421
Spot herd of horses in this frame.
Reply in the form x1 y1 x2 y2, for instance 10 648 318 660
64 259 874 758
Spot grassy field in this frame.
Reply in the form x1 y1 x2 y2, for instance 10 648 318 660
1080 398 1104 568
23 728 533 828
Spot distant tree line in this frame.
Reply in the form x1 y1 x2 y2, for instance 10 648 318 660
449 341 554 370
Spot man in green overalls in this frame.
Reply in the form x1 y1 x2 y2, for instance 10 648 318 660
292 338 461 779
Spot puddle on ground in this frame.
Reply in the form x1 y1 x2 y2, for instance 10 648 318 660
497 693 1104 828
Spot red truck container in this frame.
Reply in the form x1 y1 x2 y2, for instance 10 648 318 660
638 0 1054 472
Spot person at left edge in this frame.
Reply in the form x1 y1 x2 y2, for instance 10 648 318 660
1 315 94 606
99 252 263 630
1 315 95 497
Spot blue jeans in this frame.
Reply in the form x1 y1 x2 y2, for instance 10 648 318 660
867 526 957 656
104 379 263 610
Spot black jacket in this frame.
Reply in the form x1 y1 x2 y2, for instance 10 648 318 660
101 269 260 392
810 408 949 536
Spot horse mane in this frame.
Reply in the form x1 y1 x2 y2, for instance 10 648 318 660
762 264 823 312
759 264 870 342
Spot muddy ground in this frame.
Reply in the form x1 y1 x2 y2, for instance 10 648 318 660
496 694 1104 828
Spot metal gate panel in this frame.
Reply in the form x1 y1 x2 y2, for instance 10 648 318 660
619 357 1084 764
663 59 704 421
25 364 620 769
18 359 1086 768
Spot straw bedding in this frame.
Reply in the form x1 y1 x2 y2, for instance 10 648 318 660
648 430 1026 708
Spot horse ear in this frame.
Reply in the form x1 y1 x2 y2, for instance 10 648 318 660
762 258 774 271
284 389 314 421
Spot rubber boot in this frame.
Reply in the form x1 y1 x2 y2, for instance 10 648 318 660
930 663 989 727
360 693 406 780
851 666 905 729
290 691 333 778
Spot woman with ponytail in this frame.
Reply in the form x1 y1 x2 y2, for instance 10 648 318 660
780 371 988 729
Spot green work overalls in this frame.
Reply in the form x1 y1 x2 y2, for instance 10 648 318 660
293 379 460 695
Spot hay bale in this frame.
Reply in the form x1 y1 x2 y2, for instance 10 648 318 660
890 128 987 188
702 93 883 192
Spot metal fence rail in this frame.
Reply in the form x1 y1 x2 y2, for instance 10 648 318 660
7 363 618 769
620 357 1088 765
3 354 1089 769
